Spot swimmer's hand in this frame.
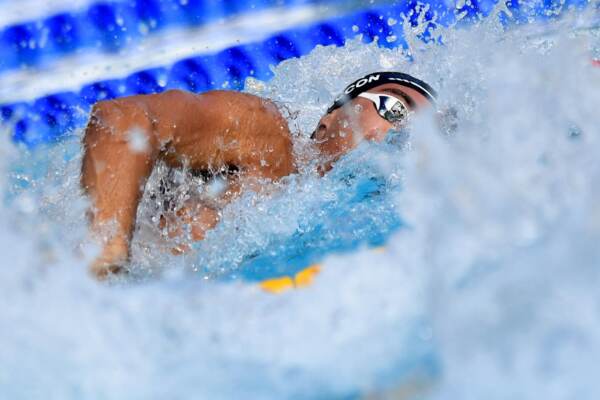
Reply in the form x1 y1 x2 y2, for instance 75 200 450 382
90 262 126 281
89 238 129 281
160 202 220 254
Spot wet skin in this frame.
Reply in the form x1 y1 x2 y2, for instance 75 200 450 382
81 84 430 279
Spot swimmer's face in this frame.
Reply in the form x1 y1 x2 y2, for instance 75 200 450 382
313 83 432 172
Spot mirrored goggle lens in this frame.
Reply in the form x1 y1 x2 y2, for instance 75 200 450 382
380 98 409 124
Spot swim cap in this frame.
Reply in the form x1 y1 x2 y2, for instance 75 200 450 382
327 71 437 114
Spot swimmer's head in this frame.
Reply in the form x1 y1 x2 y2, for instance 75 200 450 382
312 72 437 172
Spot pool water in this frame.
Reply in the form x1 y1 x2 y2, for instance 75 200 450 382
1 3 600 400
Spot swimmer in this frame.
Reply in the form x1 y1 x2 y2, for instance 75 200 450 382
81 72 437 279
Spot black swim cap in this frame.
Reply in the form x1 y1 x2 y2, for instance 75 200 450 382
326 71 437 114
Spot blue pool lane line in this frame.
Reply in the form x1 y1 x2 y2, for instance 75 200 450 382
0 0 586 75
0 0 592 147
0 0 326 73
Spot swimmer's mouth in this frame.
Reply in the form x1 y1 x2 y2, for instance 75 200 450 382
310 133 329 145
310 124 328 143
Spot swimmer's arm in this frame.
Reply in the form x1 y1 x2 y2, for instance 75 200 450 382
81 89 211 277
82 96 162 278
82 89 244 270
83 89 291 272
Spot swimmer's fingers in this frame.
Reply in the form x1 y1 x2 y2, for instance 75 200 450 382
161 203 220 244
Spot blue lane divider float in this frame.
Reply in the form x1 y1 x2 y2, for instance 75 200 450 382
0 0 592 147
0 0 323 73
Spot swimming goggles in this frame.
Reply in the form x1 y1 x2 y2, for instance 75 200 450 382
357 92 411 125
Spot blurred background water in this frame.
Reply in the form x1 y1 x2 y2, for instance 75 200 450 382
1 0 600 399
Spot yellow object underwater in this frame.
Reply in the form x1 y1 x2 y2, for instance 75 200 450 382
258 247 387 294
260 264 321 294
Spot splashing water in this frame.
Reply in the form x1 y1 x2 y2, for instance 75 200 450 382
1 6 600 399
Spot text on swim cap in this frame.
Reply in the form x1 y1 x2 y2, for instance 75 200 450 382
344 74 381 94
